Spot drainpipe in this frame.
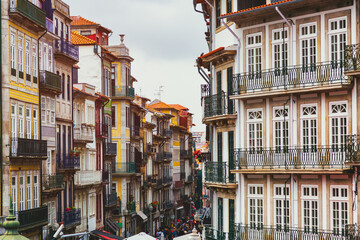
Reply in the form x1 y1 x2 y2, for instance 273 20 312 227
275 6 296 228
204 0 215 49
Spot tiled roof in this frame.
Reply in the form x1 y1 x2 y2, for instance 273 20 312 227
220 0 295 18
71 31 96 45
168 104 188 111
70 16 99 26
198 47 224 59
149 101 173 109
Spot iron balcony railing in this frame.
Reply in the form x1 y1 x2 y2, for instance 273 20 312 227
205 226 227 240
105 192 117 207
164 152 172 160
59 209 81 227
43 174 64 189
56 154 80 170
180 149 192 158
10 138 47 157
204 92 234 118
346 134 360 163
130 125 140 137
95 122 108 138
201 84 210 98
164 129 173 138
156 152 164 162
126 201 136 213
163 201 173 210
55 38 79 61
205 162 235 184
111 86 135 98
9 0 46 27
186 175 193 182
40 70 62 93
232 61 350 95
105 142 117 155
344 44 360 72
232 224 359 240
17 205 48 230
233 147 349 170
163 176 172 184
200 152 211 162
113 162 136 174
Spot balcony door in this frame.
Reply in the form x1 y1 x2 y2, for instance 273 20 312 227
301 105 318 166
273 107 289 166
11 104 17 155
300 23 317 85
247 109 263 166
272 28 288 87
247 33 262 90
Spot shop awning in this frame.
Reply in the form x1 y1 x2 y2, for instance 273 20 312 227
91 230 124 240
137 211 148 221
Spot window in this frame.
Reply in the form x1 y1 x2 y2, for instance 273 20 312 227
226 0 232 14
33 109 38 139
19 175 25 211
330 186 348 235
247 33 262 73
248 184 264 229
248 109 263 149
60 22 64 39
32 43 37 84
11 104 17 154
67 75 71 101
18 35 24 80
11 176 18 212
25 39 31 82
215 0 221 28
217 132 222 162
111 106 116 127
39 42 42 71
41 97 46 123
43 44 48 72
55 18 58 36
272 28 288 70
329 102 347 150
46 97 51 123
26 175 32 209
50 99 55 124
26 107 31 139
300 23 317 68
301 185 318 232
47 150 52 175
218 198 223 232
48 46 53 72
34 174 39 207
19 105 24 138
62 74 65 99
273 107 289 151
65 25 69 41
80 30 91 36
301 105 317 150
329 17 347 64
10 32 16 76
274 184 290 229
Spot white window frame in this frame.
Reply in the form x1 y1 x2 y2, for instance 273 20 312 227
11 175 18 213
26 173 32 209
18 105 25 138
301 185 319 232
26 107 31 139
50 99 55 124
273 106 289 151
41 96 46 123
33 109 38 139
10 30 17 77
25 38 31 84
47 150 52 175
330 185 349 234
247 109 263 149
299 22 317 68
273 184 290 229
248 184 264 228
272 28 289 70
300 104 318 149
328 17 347 63
329 101 348 149
18 33 24 82
32 41 37 86
246 33 262 74
19 174 25 211
34 173 39 207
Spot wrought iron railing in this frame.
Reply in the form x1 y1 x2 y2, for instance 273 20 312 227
113 162 136 174
201 84 210 98
9 0 46 27
180 149 192 158
199 152 211 162
127 201 136 213
55 38 79 61
105 192 117 207
156 152 164 161
130 125 140 137
59 209 81 227
232 224 359 239
40 70 62 92
205 226 227 240
111 86 135 98
164 152 172 160
344 44 360 72
163 201 174 210
56 154 80 170
204 92 234 118
17 206 48 230
95 122 108 138
163 176 172 184
232 61 350 95
43 174 64 189
10 138 47 157
346 134 360 163
164 129 173 138
105 142 117 155
233 147 349 170
205 162 235 183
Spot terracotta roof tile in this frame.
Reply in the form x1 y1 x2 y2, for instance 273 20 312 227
70 16 99 26
71 31 96 45
198 47 224 59
168 104 189 111
149 101 173 109
221 0 295 18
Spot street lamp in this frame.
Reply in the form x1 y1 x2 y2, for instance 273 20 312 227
149 204 153 236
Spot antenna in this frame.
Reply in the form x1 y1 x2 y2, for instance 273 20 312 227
154 86 164 100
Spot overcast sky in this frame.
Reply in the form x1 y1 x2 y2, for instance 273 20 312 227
66 0 208 132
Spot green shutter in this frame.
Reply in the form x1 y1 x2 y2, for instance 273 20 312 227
218 198 223 232
229 199 235 239
227 67 234 114
217 132 223 182
228 131 234 182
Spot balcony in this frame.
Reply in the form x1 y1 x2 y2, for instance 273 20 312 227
55 38 79 62
164 152 172 161
130 125 140 138
164 129 173 138
59 209 81 228
10 138 47 158
201 84 210 98
102 170 109 183
46 18 53 33
111 86 135 99
174 180 184 189
40 70 62 93
126 201 136 214
162 201 173 210
9 0 46 30
200 152 211 162
203 92 235 120
74 125 93 143
95 122 108 138
113 162 138 175
105 142 117 156
43 174 64 190
155 152 164 162
180 149 192 158
232 147 350 173
205 226 226 240
105 192 117 207
344 44 360 74
231 225 357 240
75 170 101 186
163 176 172 185
205 162 236 185
232 61 351 98
56 154 80 170
185 175 193 183
17 206 48 231
180 172 185 180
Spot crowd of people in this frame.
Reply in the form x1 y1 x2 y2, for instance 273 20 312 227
153 216 202 239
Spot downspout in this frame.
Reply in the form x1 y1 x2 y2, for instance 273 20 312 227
38 29 47 207
275 6 296 228
204 0 215 50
